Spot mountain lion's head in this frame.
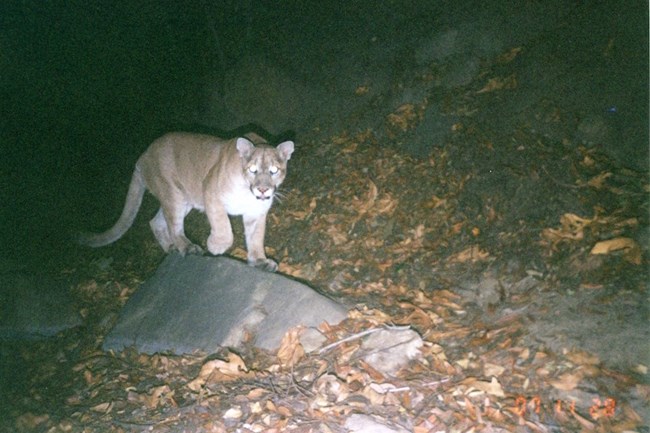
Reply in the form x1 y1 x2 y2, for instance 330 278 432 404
236 137 294 200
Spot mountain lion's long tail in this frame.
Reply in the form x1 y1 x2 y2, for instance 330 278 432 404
77 168 146 247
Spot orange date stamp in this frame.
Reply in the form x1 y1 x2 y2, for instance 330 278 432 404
515 396 616 420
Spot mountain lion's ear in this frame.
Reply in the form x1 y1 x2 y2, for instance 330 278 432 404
236 137 255 159
276 141 294 161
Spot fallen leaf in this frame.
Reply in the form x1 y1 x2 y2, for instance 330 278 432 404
187 352 253 391
247 388 269 399
448 245 491 263
355 85 369 96
326 225 348 245
144 385 173 409
90 402 112 413
483 401 508 423
277 326 305 368
565 350 600 366
399 304 434 329
15 413 49 430
463 396 480 421
581 154 596 166
287 197 317 221
83 369 95 385
249 401 263 414
314 374 349 405
478 377 506 397
590 237 642 265
585 171 612 189
542 213 592 246
275 405 293 417
550 371 583 391
223 407 243 419
497 47 522 63
386 103 419 132
571 409 596 430
483 362 506 377
460 376 505 397
476 75 517 93
230 247 247 261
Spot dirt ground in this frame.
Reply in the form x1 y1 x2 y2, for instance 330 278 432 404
1 1 648 432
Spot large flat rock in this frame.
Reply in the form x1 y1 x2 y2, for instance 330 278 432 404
103 254 347 354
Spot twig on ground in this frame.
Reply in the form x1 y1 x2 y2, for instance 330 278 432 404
318 324 412 355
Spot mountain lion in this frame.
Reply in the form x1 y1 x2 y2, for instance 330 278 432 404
78 132 294 272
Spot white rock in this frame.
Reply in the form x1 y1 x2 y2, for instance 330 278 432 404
361 328 423 375
344 414 410 433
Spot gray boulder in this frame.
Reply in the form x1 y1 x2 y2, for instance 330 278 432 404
103 254 347 354
0 273 81 340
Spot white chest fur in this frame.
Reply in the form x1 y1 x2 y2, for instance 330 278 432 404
222 187 274 216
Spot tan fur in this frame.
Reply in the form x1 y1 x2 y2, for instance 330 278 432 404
78 132 294 271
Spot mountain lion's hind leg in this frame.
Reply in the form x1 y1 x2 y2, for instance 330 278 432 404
161 203 204 255
149 208 173 252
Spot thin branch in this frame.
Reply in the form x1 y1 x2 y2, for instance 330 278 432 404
318 324 411 355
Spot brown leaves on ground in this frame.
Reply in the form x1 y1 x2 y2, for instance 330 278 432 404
276 129 467 291
276 326 305 368
187 352 255 391
386 103 424 134
447 244 491 264
541 212 642 265
17 283 643 433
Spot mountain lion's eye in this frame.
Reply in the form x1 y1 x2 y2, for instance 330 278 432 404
270 166 279 175
248 164 258 174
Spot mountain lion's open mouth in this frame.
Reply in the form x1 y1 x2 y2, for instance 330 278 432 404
253 188 273 200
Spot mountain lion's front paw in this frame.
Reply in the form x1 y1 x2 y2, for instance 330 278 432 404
207 234 233 255
251 258 278 272
185 243 205 255
173 241 204 256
